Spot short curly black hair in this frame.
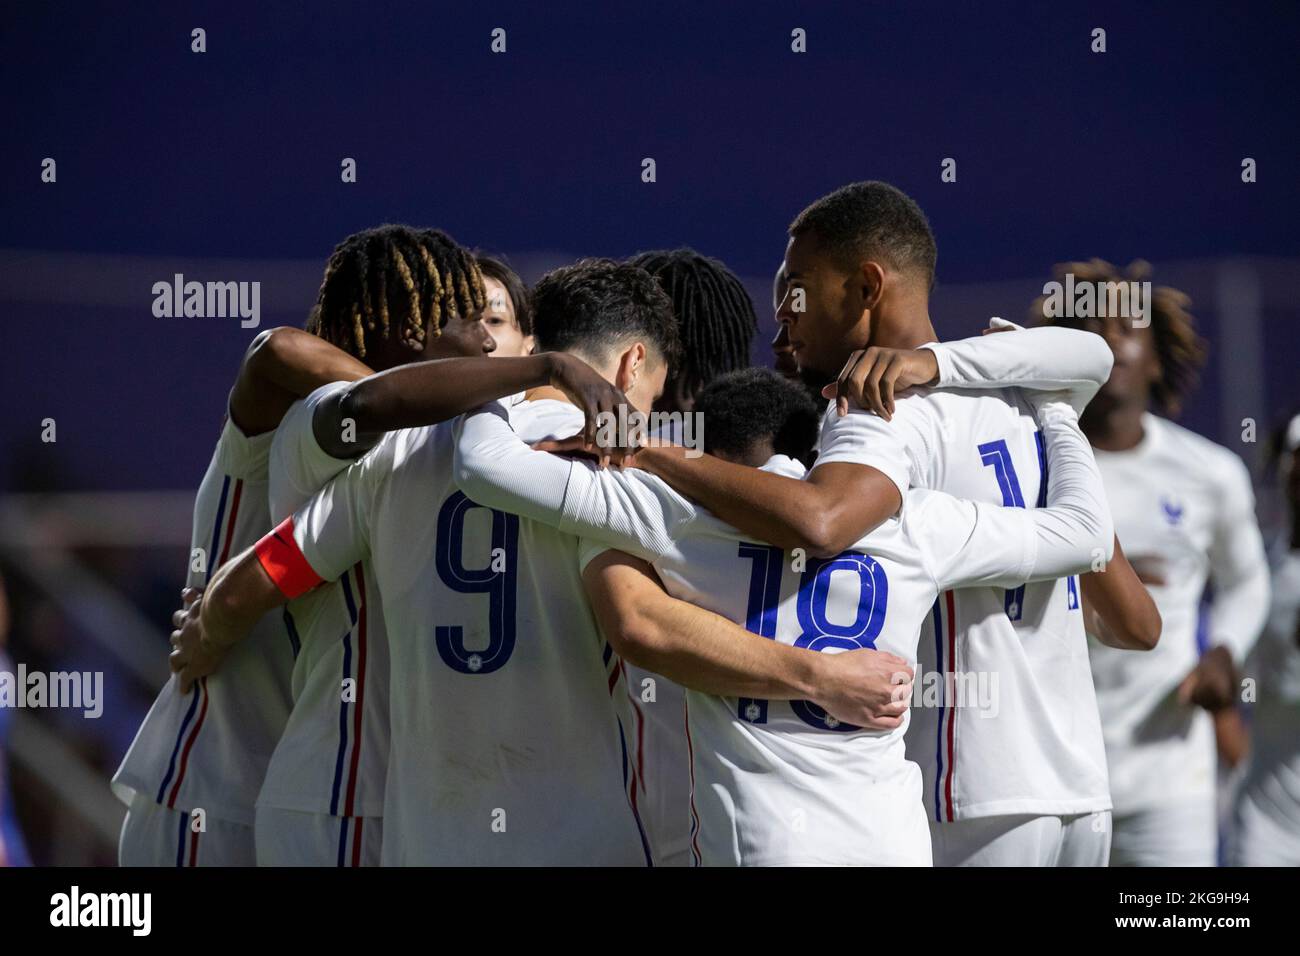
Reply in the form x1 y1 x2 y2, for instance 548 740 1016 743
790 181 937 290
531 258 680 370
695 367 820 464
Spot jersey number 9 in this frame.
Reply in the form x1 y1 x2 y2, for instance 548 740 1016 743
434 491 520 675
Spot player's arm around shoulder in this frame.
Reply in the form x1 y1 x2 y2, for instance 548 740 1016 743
829 323 1114 426
168 542 294 693
580 549 913 730
229 327 372 438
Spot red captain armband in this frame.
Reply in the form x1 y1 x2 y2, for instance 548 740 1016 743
254 518 324 600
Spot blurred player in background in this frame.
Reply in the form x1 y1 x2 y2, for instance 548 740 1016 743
114 224 492 866
620 247 758 865
0 574 32 866
1038 258 1270 866
1228 411 1300 865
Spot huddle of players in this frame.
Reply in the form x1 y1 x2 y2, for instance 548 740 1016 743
109 181 1287 866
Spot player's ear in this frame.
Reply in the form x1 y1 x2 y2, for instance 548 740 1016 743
522 334 536 355
615 342 646 393
859 260 886 310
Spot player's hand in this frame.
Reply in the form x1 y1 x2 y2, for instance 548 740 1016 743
981 317 1023 335
531 435 639 469
169 589 230 694
1177 645 1238 712
812 649 914 730
821 347 939 421
546 352 634 463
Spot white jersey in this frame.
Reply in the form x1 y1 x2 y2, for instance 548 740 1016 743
1090 414 1270 812
257 383 388 820
455 390 1111 865
273 400 650 866
112 416 293 825
1231 549 1300 863
843 385 1111 820
618 419 692 865
792 327 1116 821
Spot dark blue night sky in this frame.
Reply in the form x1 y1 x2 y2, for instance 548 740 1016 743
2 1 1297 490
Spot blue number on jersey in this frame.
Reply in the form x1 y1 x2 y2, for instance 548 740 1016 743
736 543 782 725
433 491 519 674
736 542 889 732
978 438 1029 621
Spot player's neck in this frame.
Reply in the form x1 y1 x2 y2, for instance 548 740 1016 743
524 385 571 404
1081 394 1147 452
869 307 938 350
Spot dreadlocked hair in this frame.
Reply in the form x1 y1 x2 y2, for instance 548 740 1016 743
306 224 485 358
1032 258 1207 416
629 248 757 399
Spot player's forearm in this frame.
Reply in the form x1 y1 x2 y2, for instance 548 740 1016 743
1081 537 1161 650
634 447 896 557
340 354 557 434
1022 403 1115 579
612 590 825 699
200 548 288 651
924 326 1113 413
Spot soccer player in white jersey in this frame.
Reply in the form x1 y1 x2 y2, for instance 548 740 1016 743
454 362 1113 864
248 237 569 865
1039 259 1271 866
620 182 1157 866
117 225 497 867
619 247 759 865
113 326 373 866
1229 412 1300 865
170 260 907 865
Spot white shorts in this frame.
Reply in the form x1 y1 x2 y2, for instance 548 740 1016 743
930 811 1112 867
1109 800 1216 867
1225 786 1300 867
119 792 254 867
255 805 382 867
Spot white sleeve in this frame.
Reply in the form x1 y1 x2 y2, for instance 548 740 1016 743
453 403 574 522
454 404 697 563
1206 454 1271 662
912 400 1114 590
558 462 697 563
920 325 1114 414
269 381 355 519
812 399 934 498
290 438 392 582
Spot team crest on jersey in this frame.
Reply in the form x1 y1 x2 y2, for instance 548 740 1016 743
1160 496 1185 526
